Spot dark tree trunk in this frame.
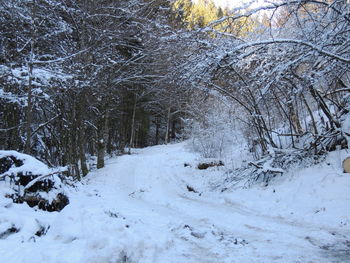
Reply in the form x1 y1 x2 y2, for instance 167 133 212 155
155 116 160 145
97 105 109 169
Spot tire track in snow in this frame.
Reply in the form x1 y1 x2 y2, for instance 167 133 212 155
80 143 349 263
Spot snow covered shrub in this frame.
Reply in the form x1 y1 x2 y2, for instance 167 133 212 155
190 121 227 158
0 151 69 212
188 97 252 167
215 147 325 190
246 148 322 186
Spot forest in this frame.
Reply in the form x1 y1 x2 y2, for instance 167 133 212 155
0 1 350 262
1 0 349 177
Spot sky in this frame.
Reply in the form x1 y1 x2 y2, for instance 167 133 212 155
212 0 266 9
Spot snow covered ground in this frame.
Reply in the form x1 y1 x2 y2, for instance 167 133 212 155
0 142 350 263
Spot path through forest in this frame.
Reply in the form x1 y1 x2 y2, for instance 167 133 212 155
1 143 350 263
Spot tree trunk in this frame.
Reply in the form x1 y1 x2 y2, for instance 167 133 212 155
309 85 340 129
97 106 109 169
171 118 176 139
155 116 160 145
25 2 37 154
76 94 88 176
288 101 303 134
301 93 318 135
128 95 137 154
78 131 88 176
70 97 81 180
165 107 171 144
24 61 33 154
97 139 105 169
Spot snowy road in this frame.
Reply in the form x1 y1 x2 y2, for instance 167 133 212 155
1 143 350 263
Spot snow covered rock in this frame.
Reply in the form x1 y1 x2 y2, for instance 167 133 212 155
343 157 350 173
0 150 69 212
197 160 224 170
